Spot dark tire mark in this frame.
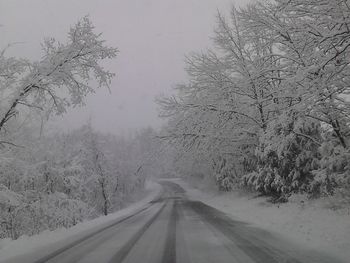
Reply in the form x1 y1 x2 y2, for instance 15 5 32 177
109 203 167 263
162 201 177 263
187 201 303 263
33 203 156 263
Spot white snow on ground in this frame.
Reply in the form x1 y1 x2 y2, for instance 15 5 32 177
0 181 161 262
167 177 350 262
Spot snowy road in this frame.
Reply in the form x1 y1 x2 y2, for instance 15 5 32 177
5 181 344 263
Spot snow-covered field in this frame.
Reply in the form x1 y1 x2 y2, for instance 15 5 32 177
0 181 161 262
169 178 350 262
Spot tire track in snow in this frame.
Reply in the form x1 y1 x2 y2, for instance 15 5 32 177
161 200 177 263
108 202 167 263
32 202 157 263
187 200 302 263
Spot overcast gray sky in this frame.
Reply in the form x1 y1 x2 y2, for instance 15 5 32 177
1 0 249 134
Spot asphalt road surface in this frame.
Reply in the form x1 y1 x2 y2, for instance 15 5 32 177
4 181 345 263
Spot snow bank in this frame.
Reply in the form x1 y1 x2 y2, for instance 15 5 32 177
0 181 161 262
169 178 350 262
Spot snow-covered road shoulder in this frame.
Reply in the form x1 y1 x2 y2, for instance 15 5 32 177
167 178 350 262
0 181 161 263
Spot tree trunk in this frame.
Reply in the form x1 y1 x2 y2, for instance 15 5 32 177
331 120 347 148
100 179 108 216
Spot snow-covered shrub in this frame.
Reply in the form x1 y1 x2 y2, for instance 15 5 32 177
310 137 350 198
212 155 240 191
31 193 88 230
243 113 321 200
215 173 235 191
0 184 23 239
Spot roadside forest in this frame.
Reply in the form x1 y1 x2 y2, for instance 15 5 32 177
158 0 350 203
0 17 160 239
